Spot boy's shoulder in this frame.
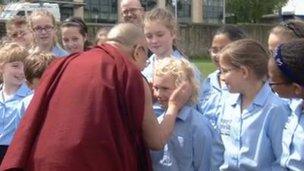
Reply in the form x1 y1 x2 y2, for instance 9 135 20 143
15 83 33 98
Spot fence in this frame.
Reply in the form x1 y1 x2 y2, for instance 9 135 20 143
0 22 274 58
86 23 274 58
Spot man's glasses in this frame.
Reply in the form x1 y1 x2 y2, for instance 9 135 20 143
32 25 54 33
121 8 142 15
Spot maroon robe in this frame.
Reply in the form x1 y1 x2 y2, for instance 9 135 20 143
0 44 152 171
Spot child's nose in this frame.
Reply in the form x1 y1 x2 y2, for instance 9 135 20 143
151 36 158 43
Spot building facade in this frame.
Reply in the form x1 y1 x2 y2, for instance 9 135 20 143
1 0 224 24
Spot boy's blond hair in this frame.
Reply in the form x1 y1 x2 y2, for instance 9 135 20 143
0 43 28 64
154 58 199 105
24 52 54 84
6 16 30 36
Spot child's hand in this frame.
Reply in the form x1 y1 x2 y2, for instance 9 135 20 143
167 81 192 112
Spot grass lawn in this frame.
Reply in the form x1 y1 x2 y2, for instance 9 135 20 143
191 58 216 76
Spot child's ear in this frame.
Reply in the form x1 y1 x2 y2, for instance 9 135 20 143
240 66 249 79
292 83 303 97
171 30 176 40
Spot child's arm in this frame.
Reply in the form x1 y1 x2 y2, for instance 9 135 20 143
268 105 289 169
142 78 191 150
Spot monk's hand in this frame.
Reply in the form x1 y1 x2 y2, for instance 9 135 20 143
167 81 192 114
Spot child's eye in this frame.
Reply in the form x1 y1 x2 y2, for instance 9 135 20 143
145 34 152 39
72 37 79 42
156 33 164 37
62 38 69 43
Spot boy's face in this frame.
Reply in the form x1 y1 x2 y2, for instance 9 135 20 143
8 25 33 49
1 61 25 86
153 74 176 108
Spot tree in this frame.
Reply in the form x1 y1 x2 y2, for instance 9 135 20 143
226 0 288 23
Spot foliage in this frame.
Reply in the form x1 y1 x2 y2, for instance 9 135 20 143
226 0 288 23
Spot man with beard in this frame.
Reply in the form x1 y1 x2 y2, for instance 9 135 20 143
120 0 145 27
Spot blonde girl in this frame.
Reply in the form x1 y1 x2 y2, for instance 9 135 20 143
28 10 68 57
142 7 204 116
151 57 214 171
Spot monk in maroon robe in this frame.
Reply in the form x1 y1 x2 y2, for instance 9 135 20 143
0 23 190 171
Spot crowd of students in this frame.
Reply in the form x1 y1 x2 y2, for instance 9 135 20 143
0 0 303 170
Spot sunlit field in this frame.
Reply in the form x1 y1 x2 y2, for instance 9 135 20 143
191 58 216 76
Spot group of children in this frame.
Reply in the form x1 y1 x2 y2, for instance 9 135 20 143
0 43 53 163
0 5 303 171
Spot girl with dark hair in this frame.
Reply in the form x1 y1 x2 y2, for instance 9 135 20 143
200 25 247 128
268 39 304 170
60 17 92 53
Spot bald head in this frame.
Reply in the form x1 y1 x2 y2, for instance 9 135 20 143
107 23 145 49
120 0 144 26
120 0 142 8
107 23 148 70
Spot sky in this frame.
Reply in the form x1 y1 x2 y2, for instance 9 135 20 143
282 0 304 15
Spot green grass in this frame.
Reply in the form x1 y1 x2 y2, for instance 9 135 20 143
191 58 216 76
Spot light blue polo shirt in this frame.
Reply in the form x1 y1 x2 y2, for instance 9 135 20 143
199 70 230 129
0 83 33 145
216 83 289 170
150 105 214 171
52 43 69 57
280 98 304 171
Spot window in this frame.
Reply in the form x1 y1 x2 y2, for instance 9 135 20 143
203 0 223 24
84 0 118 23
140 0 157 11
165 0 191 23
